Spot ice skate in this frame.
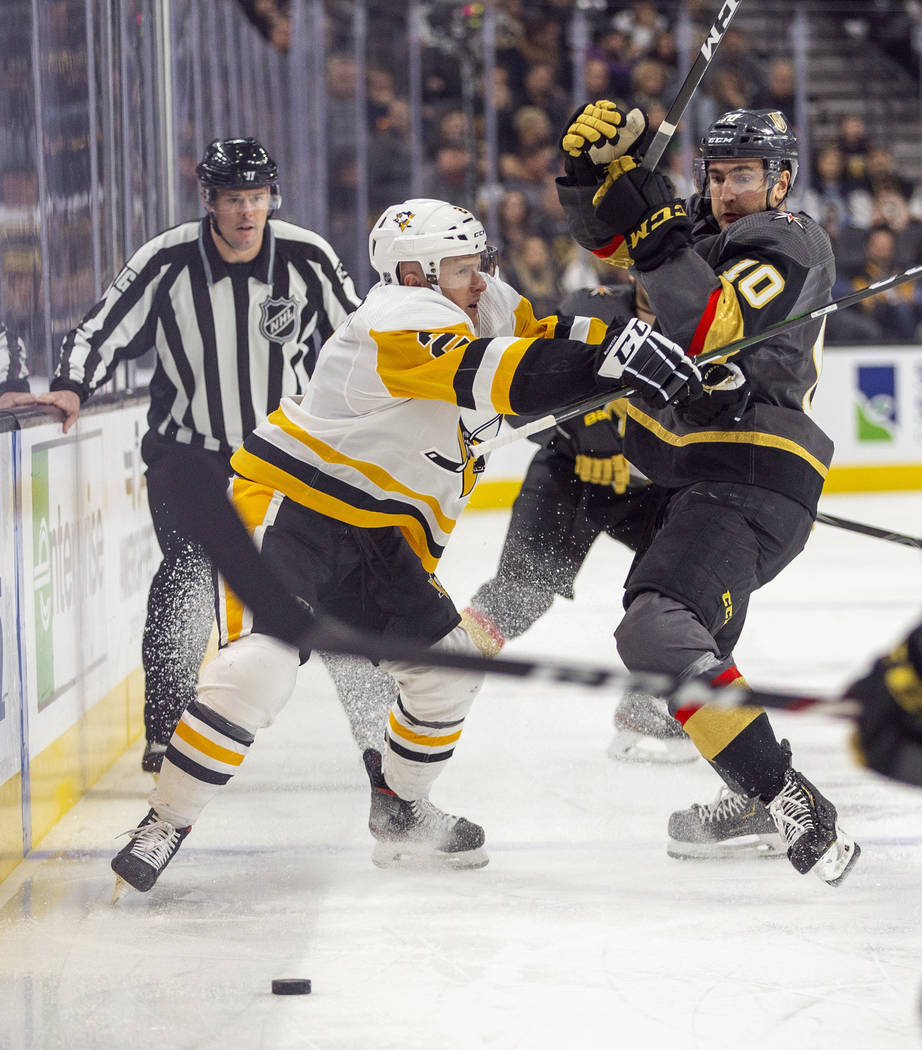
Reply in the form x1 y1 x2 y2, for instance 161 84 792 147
667 786 786 859
110 808 191 896
363 749 488 870
768 768 860 886
141 741 167 776
608 692 698 764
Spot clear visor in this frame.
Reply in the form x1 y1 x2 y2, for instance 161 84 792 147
695 158 782 199
434 245 499 289
209 186 281 212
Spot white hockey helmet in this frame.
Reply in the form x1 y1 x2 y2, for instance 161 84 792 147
369 198 491 287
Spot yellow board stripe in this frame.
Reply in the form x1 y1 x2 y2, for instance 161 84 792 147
174 719 246 766
625 403 830 478
681 704 765 762
388 710 463 748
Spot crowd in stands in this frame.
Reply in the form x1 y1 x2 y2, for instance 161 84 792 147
237 0 922 342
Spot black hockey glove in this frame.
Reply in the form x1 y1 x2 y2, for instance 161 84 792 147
847 625 922 787
593 157 693 272
682 362 750 427
598 318 701 409
559 403 630 491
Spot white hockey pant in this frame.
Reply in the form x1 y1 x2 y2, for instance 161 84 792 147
380 624 484 800
151 632 300 827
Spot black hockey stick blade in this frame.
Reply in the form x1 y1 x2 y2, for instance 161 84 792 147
816 512 922 551
640 0 742 172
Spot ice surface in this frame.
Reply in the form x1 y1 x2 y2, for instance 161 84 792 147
1 491 921 1050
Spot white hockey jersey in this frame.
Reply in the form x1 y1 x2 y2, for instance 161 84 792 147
231 274 609 570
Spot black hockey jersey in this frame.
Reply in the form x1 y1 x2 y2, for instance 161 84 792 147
623 207 836 514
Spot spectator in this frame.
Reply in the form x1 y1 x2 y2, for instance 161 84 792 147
836 113 872 190
521 62 570 139
871 187 922 270
712 28 767 101
512 105 553 152
833 225 922 343
501 234 560 318
611 1 668 61
754 59 796 114
865 146 916 201
629 58 671 112
588 28 635 100
801 145 873 234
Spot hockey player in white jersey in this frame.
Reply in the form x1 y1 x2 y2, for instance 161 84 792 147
111 196 701 892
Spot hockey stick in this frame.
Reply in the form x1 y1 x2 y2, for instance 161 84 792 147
816 512 922 552
640 0 742 173
473 262 922 457
161 446 861 721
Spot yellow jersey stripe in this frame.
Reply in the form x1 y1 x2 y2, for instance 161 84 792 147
231 453 444 571
258 409 456 534
490 337 533 415
371 325 467 401
626 403 830 478
700 276 745 358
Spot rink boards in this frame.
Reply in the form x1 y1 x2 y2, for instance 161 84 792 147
1 347 921 884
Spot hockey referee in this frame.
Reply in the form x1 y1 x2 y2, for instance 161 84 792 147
40 137 361 773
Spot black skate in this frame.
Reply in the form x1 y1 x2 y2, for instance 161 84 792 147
768 768 861 886
111 808 190 897
667 786 786 859
608 692 697 764
363 749 488 870
141 741 167 775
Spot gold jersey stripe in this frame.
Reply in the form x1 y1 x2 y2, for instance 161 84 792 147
490 337 533 415
625 404 830 479
699 276 745 357
388 710 463 748
175 719 246 766
372 325 468 400
681 704 765 761
231 458 444 572
263 407 456 534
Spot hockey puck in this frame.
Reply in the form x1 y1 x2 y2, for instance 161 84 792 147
271 978 311 996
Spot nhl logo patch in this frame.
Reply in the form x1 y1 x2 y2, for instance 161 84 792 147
259 296 299 342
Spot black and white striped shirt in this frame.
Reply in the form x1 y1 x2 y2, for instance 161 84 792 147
0 321 30 394
51 218 360 455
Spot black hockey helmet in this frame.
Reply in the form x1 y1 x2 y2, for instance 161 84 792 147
196 137 281 209
696 109 798 200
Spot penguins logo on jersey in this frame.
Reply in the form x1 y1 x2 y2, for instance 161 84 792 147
259 296 299 342
423 416 499 498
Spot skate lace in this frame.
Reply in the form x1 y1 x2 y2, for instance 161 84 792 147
769 778 815 849
409 799 458 833
118 818 183 867
696 787 749 825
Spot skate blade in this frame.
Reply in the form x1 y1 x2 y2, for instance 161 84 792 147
608 729 698 765
111 875 133 904
813 831 861 886
371 841 489 871
667 833 787 861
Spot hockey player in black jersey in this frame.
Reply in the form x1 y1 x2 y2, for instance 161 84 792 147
462 279 694 764
556 103 860 885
